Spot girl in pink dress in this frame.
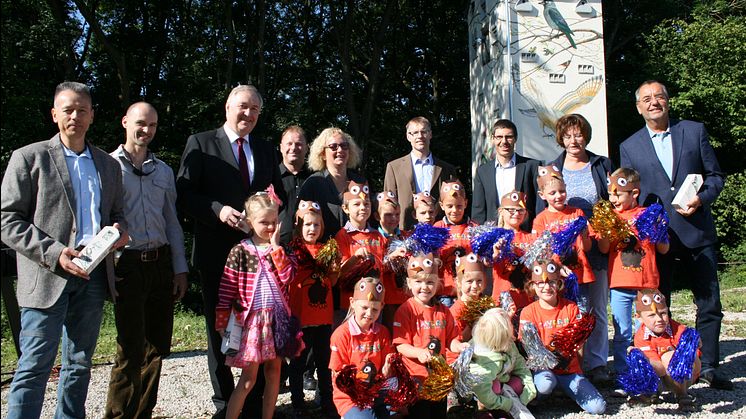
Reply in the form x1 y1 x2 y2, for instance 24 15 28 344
215 189 302 419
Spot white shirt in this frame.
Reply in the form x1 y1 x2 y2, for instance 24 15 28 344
223 123 255 181
495 154 517 202
410 152 434 193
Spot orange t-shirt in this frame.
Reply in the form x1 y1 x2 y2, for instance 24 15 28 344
289 242 334 327
491 230 534 309
392 297 459 381
532 207 595 284
433 219 477 297
335 227 387 309
633 319 688 363
519 298 583 375
607 206 660 290
449 299 468 341
329 318 394 417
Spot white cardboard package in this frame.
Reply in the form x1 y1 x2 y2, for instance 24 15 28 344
672 174 704 212
72 226 120 274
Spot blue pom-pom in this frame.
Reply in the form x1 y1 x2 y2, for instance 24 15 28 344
562 271 580 303
618 348 660 396
410 223 449 254
668 327 700 383
551 216 587 257
635 203 670 244
469 226 515 263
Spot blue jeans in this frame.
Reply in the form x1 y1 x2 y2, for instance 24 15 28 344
610 288 638 374
579 267 609 371
6 267 107 419
533 371 605 415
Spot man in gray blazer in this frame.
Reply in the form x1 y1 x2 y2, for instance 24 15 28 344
1 81 129 418
383 116 457 230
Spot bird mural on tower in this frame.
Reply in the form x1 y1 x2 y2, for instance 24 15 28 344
541 0 577 49
513 66 604 137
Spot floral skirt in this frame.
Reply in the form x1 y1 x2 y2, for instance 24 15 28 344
226 306 305 368
227 308 276 367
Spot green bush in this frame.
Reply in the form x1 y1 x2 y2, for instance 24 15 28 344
712 170 746 262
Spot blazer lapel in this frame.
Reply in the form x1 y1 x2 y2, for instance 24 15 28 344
486 160 498 204
430 158 443 192
637 129 672 183
669 121 684 183
514 156 527 190
217 128 239 171
48 135 77 220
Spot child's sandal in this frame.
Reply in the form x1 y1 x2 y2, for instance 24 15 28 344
677 393 697 412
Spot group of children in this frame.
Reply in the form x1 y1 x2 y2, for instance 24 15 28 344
212 165 701 419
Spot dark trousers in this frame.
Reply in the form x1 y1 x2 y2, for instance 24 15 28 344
200 265 265 418
105 248 175 419
657 234 723 370
408 399 447 419
289 325 333 407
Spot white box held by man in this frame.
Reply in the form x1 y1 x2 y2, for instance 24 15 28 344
72 226 120 274
672 174 704 212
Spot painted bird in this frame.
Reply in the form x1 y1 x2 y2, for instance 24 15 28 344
513 67 604 137
541 0 577 49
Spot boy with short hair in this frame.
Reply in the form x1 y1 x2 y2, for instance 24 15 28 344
335 181 387 317
632 288 700 411
598 168 670 377
412 191 437 225
433 179 477 307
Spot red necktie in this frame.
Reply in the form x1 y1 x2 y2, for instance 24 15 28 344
237 137 250 190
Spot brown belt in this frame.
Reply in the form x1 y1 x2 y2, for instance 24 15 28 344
121 245 170 262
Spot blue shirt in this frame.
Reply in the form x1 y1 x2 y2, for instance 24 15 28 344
410 152 434 193
647 126 673 180
62 143 101 246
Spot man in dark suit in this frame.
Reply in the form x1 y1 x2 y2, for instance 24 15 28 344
472 119 541 230
176 85 286 418
383 116 457 230
1 81 129 418
620 80 731 390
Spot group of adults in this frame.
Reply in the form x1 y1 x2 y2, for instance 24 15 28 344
0 78 730 419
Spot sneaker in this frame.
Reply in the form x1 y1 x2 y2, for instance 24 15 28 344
612 388 628 398
586 366 612 386
446 391 460 412
677 393 698 412
698 368 734 391
303 375 318 391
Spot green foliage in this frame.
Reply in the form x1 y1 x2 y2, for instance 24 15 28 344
644 1 746 173
712 170 746 260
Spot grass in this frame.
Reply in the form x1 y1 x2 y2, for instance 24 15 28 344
1 295 207 376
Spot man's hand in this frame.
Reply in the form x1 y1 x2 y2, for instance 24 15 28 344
112 222 130 249
676 195 702 217
173 272 188 301
58 247 90 280
219 205 245 229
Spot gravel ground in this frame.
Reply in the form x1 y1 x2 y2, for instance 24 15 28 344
2 330 744 418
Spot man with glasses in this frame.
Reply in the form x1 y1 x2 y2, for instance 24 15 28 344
472 119 541 231
105 102 189 418
176 85 286 418
384 116 457 229
620 80 731 391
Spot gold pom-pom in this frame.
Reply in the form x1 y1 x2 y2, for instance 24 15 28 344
315 238 340 274
589 200 633 244
420 355 455 401
456 295 496 326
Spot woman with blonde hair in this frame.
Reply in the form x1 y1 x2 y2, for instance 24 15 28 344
298 127 367 240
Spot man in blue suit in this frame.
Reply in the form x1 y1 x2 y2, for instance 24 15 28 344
620 80 731 390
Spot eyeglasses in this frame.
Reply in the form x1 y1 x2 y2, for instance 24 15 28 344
503 208 526 214
408 130 430 136
492 134 516 142
637 94 668 105
562 134 584 141
326 142 350 151
532 279 560 288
